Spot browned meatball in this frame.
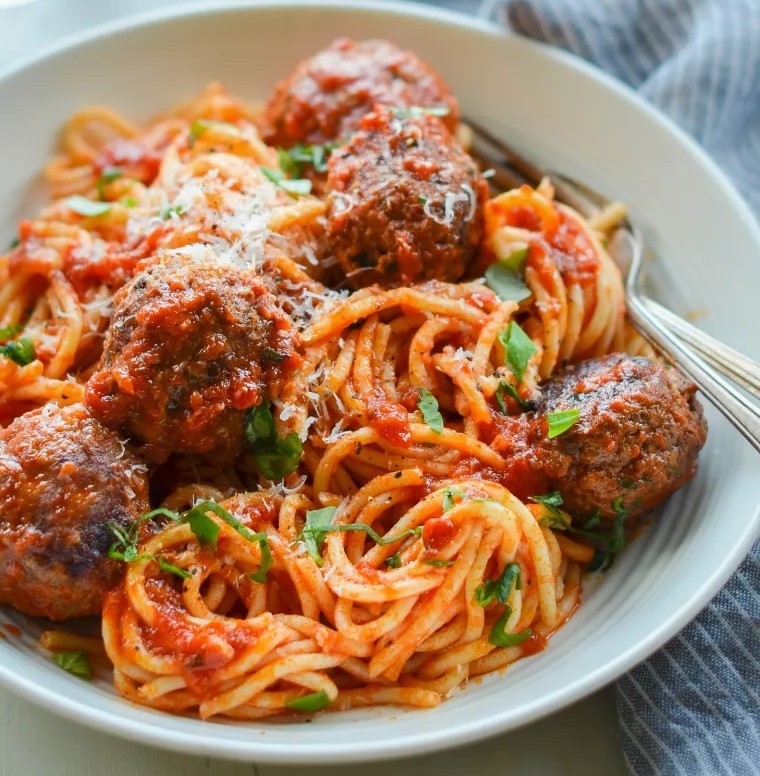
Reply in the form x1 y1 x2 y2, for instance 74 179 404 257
325 106 488 286
537 354 707 519
264 38 459 148
86 251 301 462
0 403 149 620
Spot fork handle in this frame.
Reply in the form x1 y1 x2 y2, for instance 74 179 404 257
644 299 760 399
626 296 760 454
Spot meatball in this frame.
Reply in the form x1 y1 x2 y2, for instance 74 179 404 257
539 354 707 519
325 106 488 286
86 250 301 461
0 403 149 620
264 38 459 148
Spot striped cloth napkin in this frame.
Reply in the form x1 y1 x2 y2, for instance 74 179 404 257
472 0 760 773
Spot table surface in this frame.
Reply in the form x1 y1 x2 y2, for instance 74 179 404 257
0 1 629 773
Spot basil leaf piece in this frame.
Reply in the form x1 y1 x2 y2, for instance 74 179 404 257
441 488 465 512
121 196 137 207
498 321 537 383
0 337 36 366
277 143 337 177
501 246 529 274
546 408 580 439
475 562 521 607
189 118 237 144
157 556 191 579
417 387 443 434
185 506 222 549
97 167 123 200
244 403 303 480
488 606 533 647
8 237 20 250
385 552 402 569
425 559 454 567
286 690 330 713
530 491 569 528
260 166 312 196
484 261 532 303
495 380 532 413
65 195 112 217
52 651 92 680
300 506 337 566
0 324 22 341
160 204 185 220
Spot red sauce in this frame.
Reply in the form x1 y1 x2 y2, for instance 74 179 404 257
95 139 162 187
3 624 22 637
365 390 411 447
548 211 599 289
520 632 548 656
422 517 457 550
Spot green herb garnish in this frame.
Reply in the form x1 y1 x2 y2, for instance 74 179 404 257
0 324 22 341
546 408 580 439
498 321 536 383
0 337 36 366
97 167 123 200
495 380 532 413
260 166 312 196
484 256 532 303
530 491 568 528
244 403 303 481
156 557 192 579
475 562 521 607
277 143 337 177
7 237 20 250
52 651 92 680
189 118 237 145
285 690 330 713
442 488 465 512
65 195 112 217
488 607 533 647
160 204 185 220
417 387 443 434
385 552 402 569
425 559 454 567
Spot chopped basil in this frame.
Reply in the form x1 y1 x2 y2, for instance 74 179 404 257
160 204 185 220
546 408 580 439
425 559 454 567
185 500 272 582
389 106 450 118
385 552 402 569
185 505 222 549
495 380 532 413
244 403 303 481
586 499 627 572
488 606 533 647
120 196 137 207
299 512 422 564
0 323 22 341
65 195 112 217
157 557 192 580
8 237 20 250
417 196 428 206
442 488 465 512
299 506 337 566
189 118 237 145
277 143 337 177
484 260 532 303
285 690 330 713
260 166 312 196
501 246 529 274
530 491 567 527
475 562 521 607
52 651 92 680
0 337 36 366
417 387 443 434
498 321 537 383
97 167 123 200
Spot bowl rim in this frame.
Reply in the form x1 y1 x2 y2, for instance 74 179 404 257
0 0 759 764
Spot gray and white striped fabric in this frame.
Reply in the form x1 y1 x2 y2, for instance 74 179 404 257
475 1 760 773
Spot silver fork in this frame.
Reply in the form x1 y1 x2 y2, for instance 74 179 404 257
467 117 760 453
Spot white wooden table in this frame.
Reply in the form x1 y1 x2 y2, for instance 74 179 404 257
0 2 630 773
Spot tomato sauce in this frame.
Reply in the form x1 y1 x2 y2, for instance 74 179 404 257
365 389 412 447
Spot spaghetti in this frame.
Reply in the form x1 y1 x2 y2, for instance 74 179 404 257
0 39 700 723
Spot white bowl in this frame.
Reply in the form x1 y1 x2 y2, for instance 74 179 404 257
1 0 759 765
